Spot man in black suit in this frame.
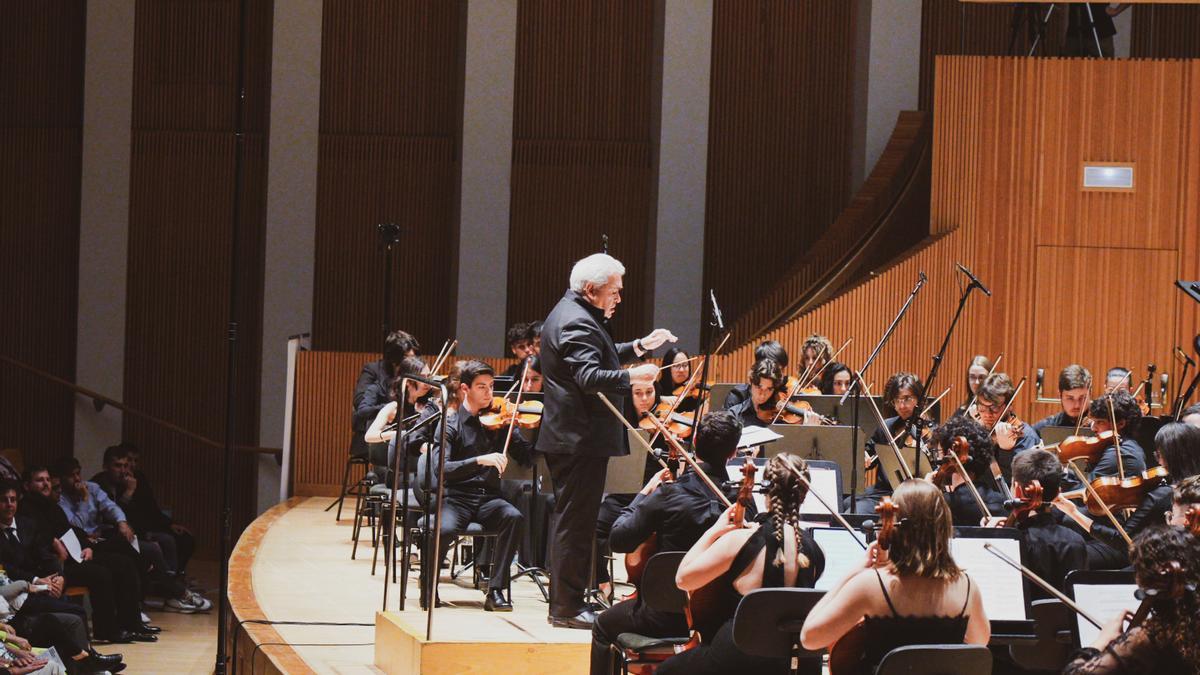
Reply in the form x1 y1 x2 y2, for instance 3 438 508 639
538 253 676 628
350 330 420 472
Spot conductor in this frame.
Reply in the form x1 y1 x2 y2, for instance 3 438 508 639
539 253 676 629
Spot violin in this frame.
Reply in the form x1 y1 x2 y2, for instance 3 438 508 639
829 498 899 675
1002 480 1044 528
477 396 543 430
1042 429 1114 466
930 436 969 489
1061 466 1169 517
644 400 696 438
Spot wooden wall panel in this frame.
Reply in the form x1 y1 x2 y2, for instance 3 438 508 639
506 0 657 343
1132 5 1200 58
722 57 1198 425
312 1 465 353
124 0 272 558
703 0 858 345
0 2 84 463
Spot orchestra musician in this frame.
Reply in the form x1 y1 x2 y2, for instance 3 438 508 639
728 358 786 430
973 373 1042 481
723 341 789 409
417 361 532 612
590 411 744 675
501 322 537 379
799 334 834 375
1082 390 1148 479
962 354 993 413
1105 366 1133 393
820 361 853 397
1180 403 1200 429
656 347 698 413
1002 449 1087 595
1055 422 1200 569
352 330 420 478
363 356 438 483
801 480 990 669
1063 526 1200 674
927 416 1006 526
660 454 824 675
1032 364 1092 434
844 372 924 514
538 253 676 629
522 355 544 393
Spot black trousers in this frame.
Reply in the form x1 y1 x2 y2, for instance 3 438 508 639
144 528 196 575
546 453 609 618
590 597 687 674
64 552 142 636
657 618 820 675
17 610 89 657
594 493 634 585
423 491 523 597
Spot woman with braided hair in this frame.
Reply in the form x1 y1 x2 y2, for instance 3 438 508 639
1064 526 1200 674
658 454 826 675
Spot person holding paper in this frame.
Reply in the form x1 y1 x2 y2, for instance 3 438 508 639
1063 526 1200 674
801 480 990 669
661 453 825 675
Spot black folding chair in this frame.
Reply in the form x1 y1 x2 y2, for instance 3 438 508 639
611 551 691 674
876 644 993 675
1008 599 1072 672
731 588 826 675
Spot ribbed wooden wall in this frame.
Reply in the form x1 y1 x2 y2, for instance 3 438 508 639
1132 5 1200 58
919 0 1024 111
0 3 84 463
505 0 657 342
722 57 1199 426
312 1 465 353
702 0 858 345
123 0 272 557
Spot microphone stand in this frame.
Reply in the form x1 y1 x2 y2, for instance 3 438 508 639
687 291 727 443
841 272 926 513
913 270 988 469
378 222 402 340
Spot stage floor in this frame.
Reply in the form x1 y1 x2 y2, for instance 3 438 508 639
244 497 597 673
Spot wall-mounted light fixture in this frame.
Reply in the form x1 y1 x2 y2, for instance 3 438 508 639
1081 162 1134 192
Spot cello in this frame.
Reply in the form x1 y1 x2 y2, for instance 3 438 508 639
828 498 900 675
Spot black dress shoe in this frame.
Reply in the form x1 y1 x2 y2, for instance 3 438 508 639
82 649 126 673
95 630 134 644
547 609 598 629
139 623 162 633
128 630 158 642
483 589 512 612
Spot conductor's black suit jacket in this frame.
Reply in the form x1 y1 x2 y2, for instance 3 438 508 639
537 290 640 458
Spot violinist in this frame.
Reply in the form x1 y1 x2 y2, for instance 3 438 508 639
655 347 698 413
1063 526 1200 675
820 361 853 397
723 341 789 409
800 334 834 375
1180 403 1200 428
927 416 1007 526
500 322 537 379
417 361 531 612
801 480 990 669
1055 423 1200 569
591 411 744 675
975 373 1042 481
528 320 543 356
846 372 923 514
352 330 420 474
1105 366 1133 394
1003 449 1087 596
1083 390 1148 479
961 354 993 413
363 356 438 483
1032 364 1092 434
728 358 785 430
660 454 825 675
1167 475 1200 527
522 355 544 393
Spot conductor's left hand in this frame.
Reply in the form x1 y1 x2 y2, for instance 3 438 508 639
640 329 678 351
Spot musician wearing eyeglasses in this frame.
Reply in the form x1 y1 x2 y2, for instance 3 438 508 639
974 373 1042 481
844 372 923 515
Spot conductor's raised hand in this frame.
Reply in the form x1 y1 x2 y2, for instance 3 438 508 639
639 329 678 352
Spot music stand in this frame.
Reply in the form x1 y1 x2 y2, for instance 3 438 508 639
1065 570 1138 649
709 383 739 411
953 527 1035 643
1038 426 1093 446
786 394 886 440
764 425 863 495
872 439 933 492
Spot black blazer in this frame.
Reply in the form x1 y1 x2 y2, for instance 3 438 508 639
537 290 639 458
0 516 53 582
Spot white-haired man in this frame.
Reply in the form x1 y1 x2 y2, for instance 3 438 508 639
538 253 676 629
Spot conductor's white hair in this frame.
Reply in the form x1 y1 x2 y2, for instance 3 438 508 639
570 253 625 293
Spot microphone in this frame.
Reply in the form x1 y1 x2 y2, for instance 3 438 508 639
1176 347 1195 367
710 290 725 331
956 263 992 296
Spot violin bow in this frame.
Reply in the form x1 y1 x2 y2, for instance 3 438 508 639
642 411 732 507
799 339 852 390
498 359 530 460
769 343 824 426
646 359 705 449
965 352 1003 414
769 339 853 426
428 339 457 376
1071 392 1091 437
1066 462 1133 546
893 386 951 446
595 392 672 472
790 469 867 550
984 543 1103 630
654 355 703 373
987 376 1027 435
854 371 915 482
1108 396 1125 481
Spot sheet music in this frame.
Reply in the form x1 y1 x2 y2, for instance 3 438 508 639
59 529 83 563
1073 583 1139 648
950 537 1027 621
737 425 783 449
808 527 867 591
799 468 839 516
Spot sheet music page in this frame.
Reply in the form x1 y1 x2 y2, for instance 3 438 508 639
950 537 1027 621
809 527 867 591
799 468 839 516
1073 584 1139 648
737 425 783 449
60 529 84 563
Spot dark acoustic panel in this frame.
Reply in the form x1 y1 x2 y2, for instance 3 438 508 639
0 2 85 465
124 0 272 557
312 0 466 353
1132 5 1200 58
703 0 858 344
506 0 658 343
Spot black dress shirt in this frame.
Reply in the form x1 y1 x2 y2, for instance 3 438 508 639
723 384 750 410
1018 511 1088 597
728 398 769 430
1090 438 1147 480
1089 483 1172 551
609 461 747 555
945 480 1007 526
421 408 533 495
1032 411 1078 434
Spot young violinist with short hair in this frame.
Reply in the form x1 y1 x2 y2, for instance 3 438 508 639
801 479 990 670
1004 449 1087 596
1084 389 1148 479
1055 422 1200 570
1063 526 1200 674
1032 364 1092 433
723 341 789 409
590 411 745 675
975 373 1042 481
927 415 1007 526
417 360 532 612
655 347 697 413
1181 403 1200 429
658 454 826 675
845 372 923 515
728 358 785 430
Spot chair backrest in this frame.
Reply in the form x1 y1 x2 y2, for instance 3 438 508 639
640 552 687 613
1008 599 1072 672
876 644 992 675
731 588 826 659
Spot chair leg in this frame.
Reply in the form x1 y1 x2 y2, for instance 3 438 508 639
349 479 366 538
351 501 363 560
